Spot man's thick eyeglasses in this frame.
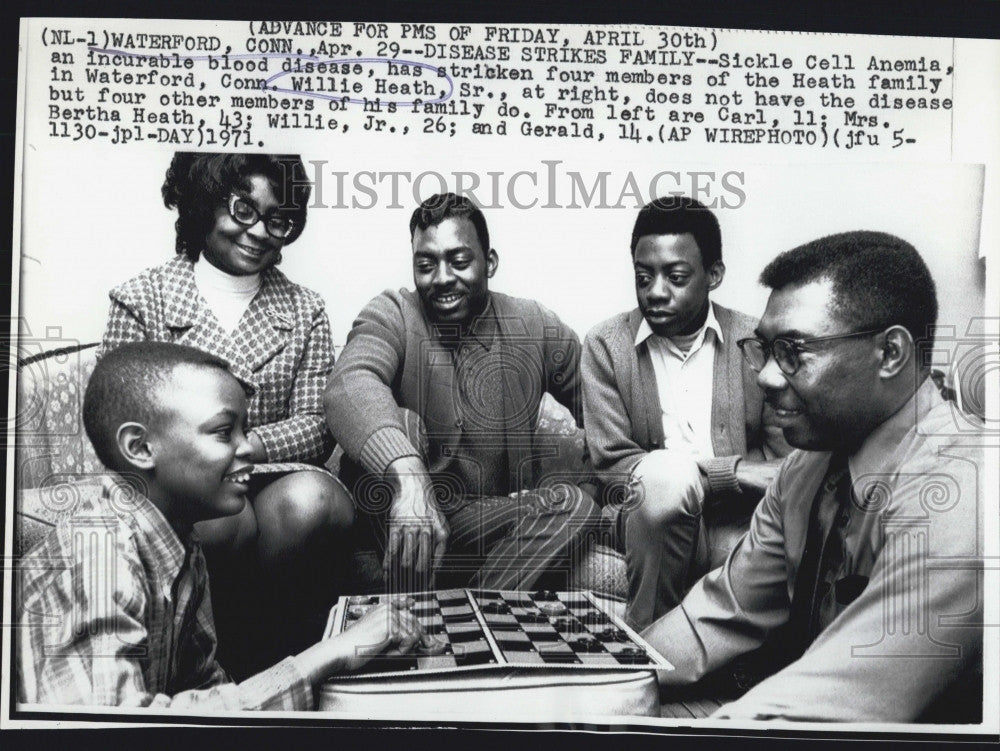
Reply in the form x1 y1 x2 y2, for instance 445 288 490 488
737 329 883 376
227 195 296 240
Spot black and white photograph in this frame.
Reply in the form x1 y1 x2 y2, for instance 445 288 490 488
2 9 998 742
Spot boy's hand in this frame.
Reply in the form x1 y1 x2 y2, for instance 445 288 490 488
293 599 424 683
334 600 424 671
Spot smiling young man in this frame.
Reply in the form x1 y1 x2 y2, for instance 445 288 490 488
582 196 789 630
641 231 983 722
325 193 600 591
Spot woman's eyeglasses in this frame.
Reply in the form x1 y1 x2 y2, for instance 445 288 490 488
227 195 297 240
737 329 883 376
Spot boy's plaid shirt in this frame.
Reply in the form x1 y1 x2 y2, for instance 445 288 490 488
17 476 312 710
100 256 335 464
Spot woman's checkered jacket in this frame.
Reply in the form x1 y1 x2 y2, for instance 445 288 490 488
99 255 335 464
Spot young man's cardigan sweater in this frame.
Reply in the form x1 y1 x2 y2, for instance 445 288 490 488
581 303 788 499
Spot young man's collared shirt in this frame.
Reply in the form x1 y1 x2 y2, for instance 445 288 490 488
634 302 724 460
17 477 311 710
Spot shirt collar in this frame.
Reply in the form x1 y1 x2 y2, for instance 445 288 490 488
99 474 191 581
432 295 498 351
634 301 725 349
847 376 942 483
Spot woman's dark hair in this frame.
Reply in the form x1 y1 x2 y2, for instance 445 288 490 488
162 152 312 260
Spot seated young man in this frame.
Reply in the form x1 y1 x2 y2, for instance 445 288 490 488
325 193 601 592
582 196 790 630
17 341 421 709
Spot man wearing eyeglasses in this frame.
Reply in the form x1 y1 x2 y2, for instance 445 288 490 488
582 196 790 632
641 231 983 722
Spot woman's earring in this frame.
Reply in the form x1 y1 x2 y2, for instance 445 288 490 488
276 252 283 264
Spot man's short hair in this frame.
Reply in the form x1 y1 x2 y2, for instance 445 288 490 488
630 196 722 268
409 193 490 254
84 342 240 472
759 230 938 343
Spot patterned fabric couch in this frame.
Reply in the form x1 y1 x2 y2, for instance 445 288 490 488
14 344 105 552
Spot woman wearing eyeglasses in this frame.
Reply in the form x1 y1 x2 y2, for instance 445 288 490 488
98 152 353 677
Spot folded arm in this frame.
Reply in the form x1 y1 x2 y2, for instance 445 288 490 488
713 467 981 722
641 470 792 683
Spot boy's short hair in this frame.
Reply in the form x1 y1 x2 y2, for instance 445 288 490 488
84 342 239 471
630 196 722 268
409 192 490 255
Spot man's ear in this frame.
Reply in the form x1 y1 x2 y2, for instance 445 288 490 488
486 248 499 278
879 325 913 378
116 422 155 471
706 260 726 292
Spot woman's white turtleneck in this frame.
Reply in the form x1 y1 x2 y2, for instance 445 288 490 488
194 258 262 334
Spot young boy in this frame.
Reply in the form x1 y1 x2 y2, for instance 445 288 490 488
17 341 421 710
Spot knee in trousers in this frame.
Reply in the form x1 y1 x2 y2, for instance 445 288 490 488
629 452 705 526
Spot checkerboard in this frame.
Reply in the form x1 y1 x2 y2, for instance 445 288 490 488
325 588 672 678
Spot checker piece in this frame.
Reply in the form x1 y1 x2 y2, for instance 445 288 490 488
538 601 568 616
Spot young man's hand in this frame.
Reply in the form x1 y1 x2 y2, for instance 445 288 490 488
734 459 781 496
384 456 449 587
293 599 424 681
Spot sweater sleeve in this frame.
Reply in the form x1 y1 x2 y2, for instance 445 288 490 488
324 291 420 476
